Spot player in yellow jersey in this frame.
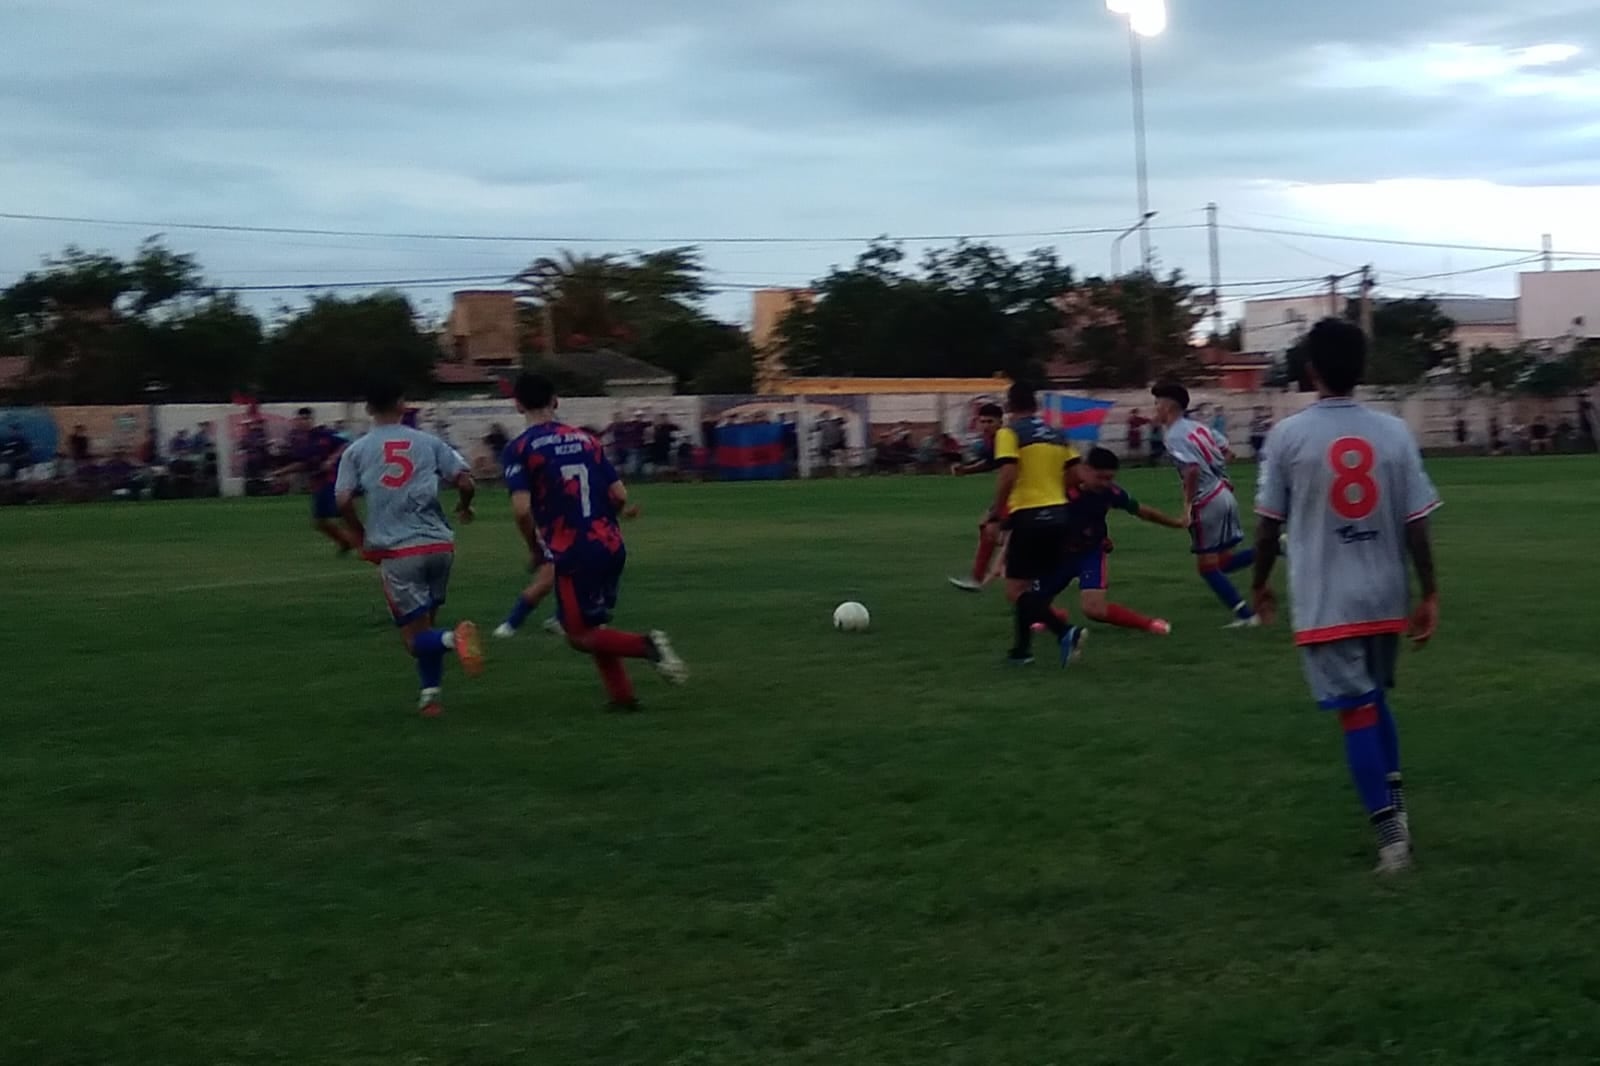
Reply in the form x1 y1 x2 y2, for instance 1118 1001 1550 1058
986 383 1088 667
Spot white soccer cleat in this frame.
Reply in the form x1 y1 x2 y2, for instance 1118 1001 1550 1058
1224 614 1262 629
493 623 517 639
542 616 565 635
649 630 688 685
947 576 983 592
418 687 442 718
1374 841 1413 876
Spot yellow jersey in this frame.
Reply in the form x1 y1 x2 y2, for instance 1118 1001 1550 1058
994 416 1079 514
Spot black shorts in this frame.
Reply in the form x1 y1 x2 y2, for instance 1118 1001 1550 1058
1004 506 1069 581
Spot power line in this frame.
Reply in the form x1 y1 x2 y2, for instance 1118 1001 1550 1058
0 210 1207 246
1222 223 1600 258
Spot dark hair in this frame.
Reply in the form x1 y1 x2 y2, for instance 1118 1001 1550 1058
1086 446 1120 471
365 380 405 413
1006 382 1037 414
1304 317 1366 395
297 407 314 418
513 372 557 411
1151 382 1190 411
977 403 1004 420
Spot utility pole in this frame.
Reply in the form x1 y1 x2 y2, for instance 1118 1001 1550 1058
1542 233 1554 272
1359 266 1375 339
1206 202 1223 340
1327 274 1340 317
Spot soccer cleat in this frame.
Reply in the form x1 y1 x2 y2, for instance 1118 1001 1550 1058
542 615 565 635
1374 841 1413 876
1149 619 1173 636
1224 614 1261 629
947 576 983 593
493 622 517 639
453 621 485 676
418 687 443 718
649 631 688 685
1059 626 1088 668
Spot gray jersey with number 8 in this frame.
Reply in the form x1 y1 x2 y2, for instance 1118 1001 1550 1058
1254 398 1441 645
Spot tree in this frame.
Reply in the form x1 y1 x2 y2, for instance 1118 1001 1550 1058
1352 296 1459 385
1056 272 1206 387
263 292 435 400
1466 345 1534 393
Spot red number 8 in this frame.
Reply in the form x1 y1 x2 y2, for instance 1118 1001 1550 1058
1327 436 1378 520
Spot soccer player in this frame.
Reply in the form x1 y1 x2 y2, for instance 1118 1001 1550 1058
1045 447 1188 635
949 402 1008 592
335 382 484 718
502 373 686 710
491 534 564 640
1150 382 1257 627
287 408 359 555
1250 318 1441 875
990 383 1087 667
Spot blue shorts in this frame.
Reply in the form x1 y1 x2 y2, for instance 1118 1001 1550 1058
554 546 627 629
1041 548 1108 597
311 483 339 520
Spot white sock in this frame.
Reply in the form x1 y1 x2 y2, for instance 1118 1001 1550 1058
441 631 457 650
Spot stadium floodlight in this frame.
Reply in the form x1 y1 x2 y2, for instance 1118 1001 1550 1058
1104 0 1167 273
1106 0 1168 37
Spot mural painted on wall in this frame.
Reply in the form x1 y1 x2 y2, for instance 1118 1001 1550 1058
0 405 149 465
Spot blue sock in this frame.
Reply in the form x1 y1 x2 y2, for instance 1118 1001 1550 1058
1223 548 1255 574
505 596 535 630
1201 569 1252 616
412 628 448 690
412 628 448 657
1376 700 1401 777
1340 706 1393 816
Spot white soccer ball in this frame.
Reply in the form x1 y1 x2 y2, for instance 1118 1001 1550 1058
833 601 871 632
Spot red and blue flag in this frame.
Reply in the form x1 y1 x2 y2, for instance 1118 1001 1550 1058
1040 393 1115 442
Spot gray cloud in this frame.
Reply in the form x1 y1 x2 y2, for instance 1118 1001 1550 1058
1 0 1596 318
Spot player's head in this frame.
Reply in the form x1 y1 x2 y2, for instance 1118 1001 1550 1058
976 402 1003 436
1303 317 1366 397
1006 382 1037 416
295 406 314 427
1079 446 1121 492
512 372 558 416
1150 382 1189 425
365 380 406 419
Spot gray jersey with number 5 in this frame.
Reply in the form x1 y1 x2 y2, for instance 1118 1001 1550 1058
335 424 468 553
1254 398 1440 645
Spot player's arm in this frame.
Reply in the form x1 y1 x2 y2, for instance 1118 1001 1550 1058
333 451 365 545
987 427 1019 523
1405 518 1438 645
1132 499 1188 530
453 469 477 523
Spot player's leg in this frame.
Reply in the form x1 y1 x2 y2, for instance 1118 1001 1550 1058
1194 497 1255 626
495 559 556 638
428 553 483 677
311 485 356 554
383 558 471 717
1369 637 1406 833
1302 638 1409 873
1006 523 1081 665
555 556 684 708
950 515 998 592
1077 553 1170 635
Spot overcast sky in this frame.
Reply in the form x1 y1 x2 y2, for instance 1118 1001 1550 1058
3 0 1599 324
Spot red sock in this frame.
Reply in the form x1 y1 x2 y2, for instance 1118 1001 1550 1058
593 654 636 704
586 628 653 659
971 534 996 583
1051 606 1071 626
1103 603 1157 632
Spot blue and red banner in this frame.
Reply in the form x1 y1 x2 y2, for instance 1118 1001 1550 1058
715 421 790 481
1040 393 1115 442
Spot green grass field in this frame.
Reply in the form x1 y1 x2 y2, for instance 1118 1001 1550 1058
6 456 1600 1065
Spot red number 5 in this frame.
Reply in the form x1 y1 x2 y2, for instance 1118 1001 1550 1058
1327 436 1378 520
380 439 415 488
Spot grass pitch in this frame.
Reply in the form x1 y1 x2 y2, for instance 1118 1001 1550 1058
5 457 1600 1065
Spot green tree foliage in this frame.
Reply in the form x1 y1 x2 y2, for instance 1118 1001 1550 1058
513 247 749 392
1353 296 1459 385
1466 345 1535 393
776 241 1204 386
262 292 436 400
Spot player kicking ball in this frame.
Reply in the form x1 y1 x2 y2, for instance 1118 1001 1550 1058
1150 382 1258 627
948 402 1007 592
1043 447 1189 636
335 382 485 718
1251 318 1441 875
502 373 686 711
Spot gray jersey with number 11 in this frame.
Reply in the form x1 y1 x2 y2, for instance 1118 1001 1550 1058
335 424 468 553
1254 398 1440 646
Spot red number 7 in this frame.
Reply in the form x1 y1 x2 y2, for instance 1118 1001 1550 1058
380 439 415 488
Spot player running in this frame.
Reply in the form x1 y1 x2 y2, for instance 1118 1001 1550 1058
990 383 1087 667
287 408 360 555
1150 382 1258 627
1250 318 1441 875
1042 447 1188 636
502 373 686 711
335 382 484 718
948 402 1007 592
